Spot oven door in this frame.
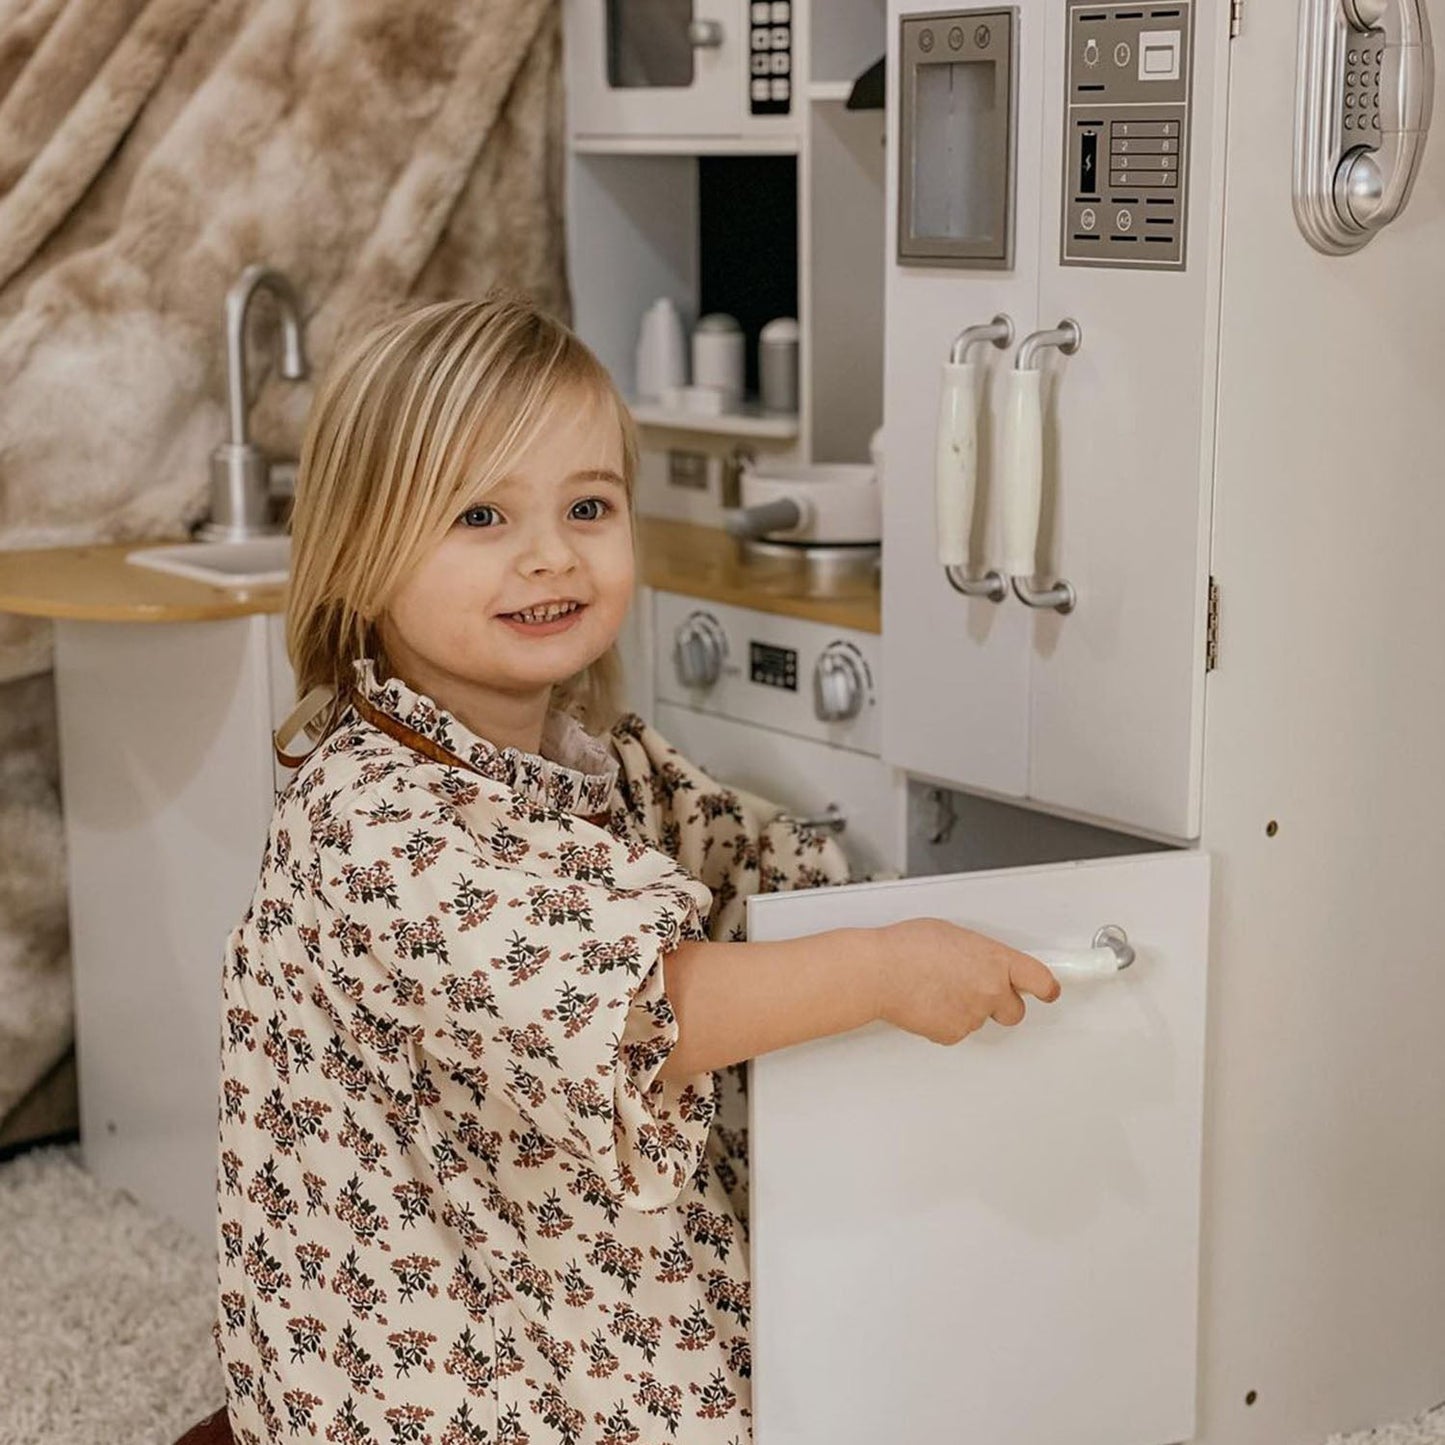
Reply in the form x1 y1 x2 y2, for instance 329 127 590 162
564 0 744 141
653 699 907 878
747 849 1210 1445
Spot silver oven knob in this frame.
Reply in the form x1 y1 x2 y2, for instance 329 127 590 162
674 613 727 689
813 644 866 722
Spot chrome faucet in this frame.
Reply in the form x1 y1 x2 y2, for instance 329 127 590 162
200 264 308 541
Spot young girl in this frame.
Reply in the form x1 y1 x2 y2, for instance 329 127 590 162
213 294 1058 1445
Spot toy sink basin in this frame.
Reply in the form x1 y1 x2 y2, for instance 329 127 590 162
126 536 290 589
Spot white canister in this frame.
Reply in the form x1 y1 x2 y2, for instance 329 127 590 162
634 298 687 401
691 313 745 406
759 317 800 414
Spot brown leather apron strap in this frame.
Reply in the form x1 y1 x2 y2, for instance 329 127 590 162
273 684 340 769
279 682 616 829
347 686 480 773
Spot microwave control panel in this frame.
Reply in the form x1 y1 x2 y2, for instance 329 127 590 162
749 2 793 114
1061 0 1194 269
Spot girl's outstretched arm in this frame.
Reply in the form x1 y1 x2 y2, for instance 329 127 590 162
658 919 1061 1080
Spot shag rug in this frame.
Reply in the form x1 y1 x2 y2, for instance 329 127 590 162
0 1144 1441 1445
0 1144 223 1445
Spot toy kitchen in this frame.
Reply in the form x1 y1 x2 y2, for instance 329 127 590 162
2 3 1438 1445
565 4 1445 1445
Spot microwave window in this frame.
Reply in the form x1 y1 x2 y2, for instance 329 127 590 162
607 0 697 89
910 60 1004 247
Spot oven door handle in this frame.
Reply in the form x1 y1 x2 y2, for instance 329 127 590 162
777 803 847 836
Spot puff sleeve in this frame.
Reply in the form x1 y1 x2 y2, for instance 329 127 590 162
308 767 717 1212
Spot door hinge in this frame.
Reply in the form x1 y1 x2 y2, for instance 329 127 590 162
1205 576 1221 672
1229 0 1244 39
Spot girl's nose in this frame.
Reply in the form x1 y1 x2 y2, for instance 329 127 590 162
517 522 578 575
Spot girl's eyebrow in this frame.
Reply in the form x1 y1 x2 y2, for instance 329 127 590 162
568 468 625 488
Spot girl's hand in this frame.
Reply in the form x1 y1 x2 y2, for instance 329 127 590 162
874 917 1061 1044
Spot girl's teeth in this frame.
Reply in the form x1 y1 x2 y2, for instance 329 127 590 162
513 602 577 622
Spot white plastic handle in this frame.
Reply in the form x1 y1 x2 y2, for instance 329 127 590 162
1000 368 1043 580
1033 946 1129 981
934 361 981 567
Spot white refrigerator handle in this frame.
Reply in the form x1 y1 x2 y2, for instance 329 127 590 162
1033 925 1136 981
937 316 1011 603
1001 319 1082 614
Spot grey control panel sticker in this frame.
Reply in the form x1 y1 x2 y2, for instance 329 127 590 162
1061 0 1194 270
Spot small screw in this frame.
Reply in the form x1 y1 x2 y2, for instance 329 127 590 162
1245 1390 1258 1406
1265 820 1279 837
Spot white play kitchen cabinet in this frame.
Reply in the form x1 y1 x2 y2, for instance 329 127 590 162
569 5 1445 1445
565 4 1215 1445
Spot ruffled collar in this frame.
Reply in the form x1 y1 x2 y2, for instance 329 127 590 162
347 657 619 818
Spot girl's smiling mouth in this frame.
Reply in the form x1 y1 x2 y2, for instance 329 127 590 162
499 599 587 633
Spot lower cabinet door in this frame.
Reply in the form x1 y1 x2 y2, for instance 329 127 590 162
746 851 1210 1445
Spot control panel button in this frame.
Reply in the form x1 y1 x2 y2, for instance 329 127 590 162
948 25 965 48
1138 29 1182 81
752 52 770 75
753 2 770 22
919 27 935 51
1080 206 1098 230
752 28 769 49
1116 208 1134 231
771 1 791 20
770 50 791 73
770 77 791 100
1114 40 1132 66
771 25 790 47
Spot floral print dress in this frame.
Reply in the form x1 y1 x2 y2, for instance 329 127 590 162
214 658 848 1445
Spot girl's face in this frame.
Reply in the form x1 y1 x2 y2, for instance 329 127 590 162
377 386 634 734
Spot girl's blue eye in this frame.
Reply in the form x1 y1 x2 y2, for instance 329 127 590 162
459 505 500 528
570 497 611 522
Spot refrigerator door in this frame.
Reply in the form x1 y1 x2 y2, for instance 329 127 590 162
747 850 1210 1445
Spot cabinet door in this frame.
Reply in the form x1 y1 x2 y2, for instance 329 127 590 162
565 0 743 140
881 0 1046 800
747 850 1209 1445
882 0 1227 839
1022 0 1228 838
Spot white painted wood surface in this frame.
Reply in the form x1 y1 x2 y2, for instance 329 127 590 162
748 851 1211 1445
881 0 1224 840
879 0 1042 801
1024 0 1229 839
54 617 278 1242
1192 0 1445 1438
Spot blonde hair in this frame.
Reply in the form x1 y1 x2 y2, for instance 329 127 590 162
287 293 639 742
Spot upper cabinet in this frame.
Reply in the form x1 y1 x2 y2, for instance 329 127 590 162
880 0 1232 841
564 0 801 148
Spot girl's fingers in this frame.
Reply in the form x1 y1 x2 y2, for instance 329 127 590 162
1011 953 1062 1003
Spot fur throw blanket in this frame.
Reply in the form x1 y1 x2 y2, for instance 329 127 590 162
0 0 570 1131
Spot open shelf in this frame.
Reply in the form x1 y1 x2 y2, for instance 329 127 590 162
629 401 800 440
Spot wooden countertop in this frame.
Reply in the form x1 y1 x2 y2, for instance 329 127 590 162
0 519 881 633
0 541 287 621
637 518 880 633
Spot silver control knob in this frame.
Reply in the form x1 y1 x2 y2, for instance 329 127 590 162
813 644 867 722
673 613 727 689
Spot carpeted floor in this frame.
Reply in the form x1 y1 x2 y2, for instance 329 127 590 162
0 1143 1441 1445
0 1144 223 1445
